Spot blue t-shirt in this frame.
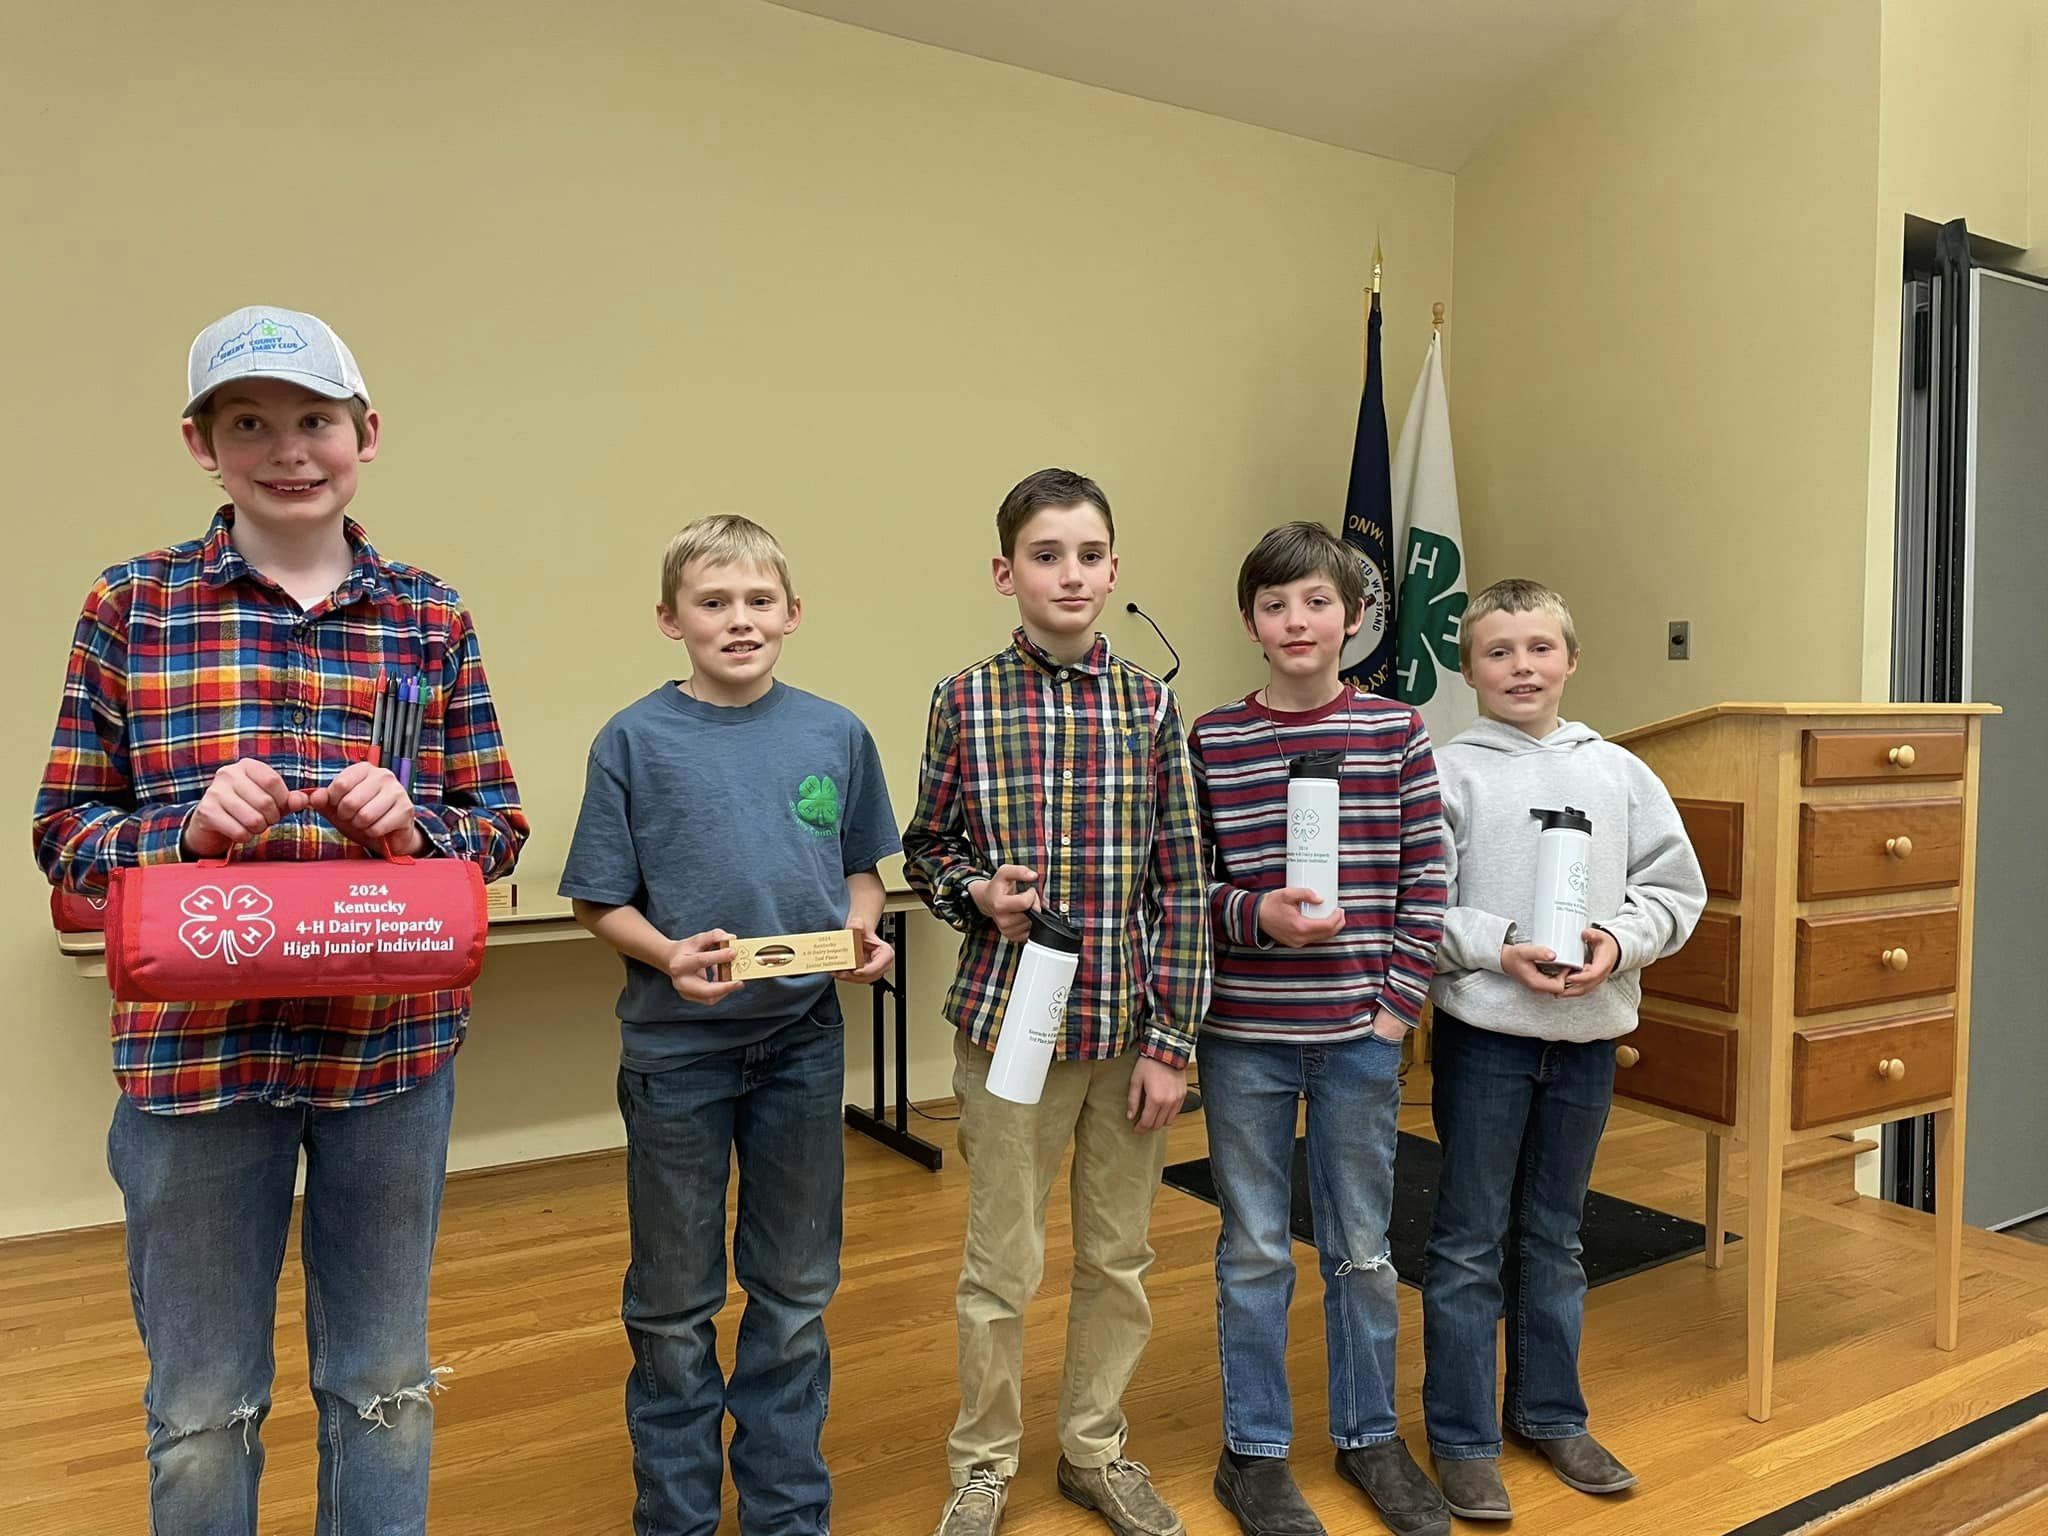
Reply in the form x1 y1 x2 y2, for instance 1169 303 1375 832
559 680 901 1069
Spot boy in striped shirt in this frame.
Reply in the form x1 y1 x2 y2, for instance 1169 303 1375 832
1189 522 1449 1536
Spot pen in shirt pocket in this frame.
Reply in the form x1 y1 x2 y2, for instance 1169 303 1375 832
370 670 426 787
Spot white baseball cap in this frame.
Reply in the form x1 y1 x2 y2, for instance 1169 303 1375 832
184 305 371 417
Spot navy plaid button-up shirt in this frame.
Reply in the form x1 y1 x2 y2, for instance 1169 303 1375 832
903 629 1211 1066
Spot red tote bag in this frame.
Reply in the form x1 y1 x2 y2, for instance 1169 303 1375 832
105 854 488 1003
51 885 110 933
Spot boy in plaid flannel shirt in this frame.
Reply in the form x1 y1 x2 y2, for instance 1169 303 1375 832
905 468 1212 1536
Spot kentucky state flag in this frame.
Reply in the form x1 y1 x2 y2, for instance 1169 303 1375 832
1337 296 1396 693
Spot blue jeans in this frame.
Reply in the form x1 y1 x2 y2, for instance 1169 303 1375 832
1201 1030 1406 1456
106 1059 455 1536
617 993 846 1536
1421 1012 1614 1459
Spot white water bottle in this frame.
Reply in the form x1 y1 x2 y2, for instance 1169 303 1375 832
985 908 1083 1105
1286 750 1344 919
1529 806 1594 971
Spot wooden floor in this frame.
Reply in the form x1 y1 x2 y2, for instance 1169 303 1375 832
6 1067 2048 1535
1803 1411 2048 1534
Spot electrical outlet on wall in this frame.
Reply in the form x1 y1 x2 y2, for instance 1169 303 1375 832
1668 620 1691 661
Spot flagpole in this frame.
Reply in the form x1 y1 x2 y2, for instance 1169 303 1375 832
1366 235 1383 376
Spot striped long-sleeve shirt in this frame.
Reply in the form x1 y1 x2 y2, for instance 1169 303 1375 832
902 628 1212 1067
32 509 528 1115
1189 688 1445 1042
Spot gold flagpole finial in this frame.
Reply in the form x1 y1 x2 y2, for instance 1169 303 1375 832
1371 234 1383 296
1432 301 1445 331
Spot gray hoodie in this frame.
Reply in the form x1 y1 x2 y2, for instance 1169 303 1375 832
1432 718 1707 1043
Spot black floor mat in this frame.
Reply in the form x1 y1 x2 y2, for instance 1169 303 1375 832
1162 1132 1733 1290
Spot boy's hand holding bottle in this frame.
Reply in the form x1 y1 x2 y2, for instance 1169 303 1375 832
1502 927 1619 998
969 863 1041 941
1257 885 1346 948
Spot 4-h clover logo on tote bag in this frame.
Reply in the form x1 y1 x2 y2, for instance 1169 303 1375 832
176 885 277 966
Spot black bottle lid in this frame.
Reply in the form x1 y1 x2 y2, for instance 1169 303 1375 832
1288 750 1344 781
1025 908 1082 954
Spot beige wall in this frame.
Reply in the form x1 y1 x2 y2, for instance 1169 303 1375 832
1878 0 2037 248
2032 16 2048 277
1450 0 1885 732
2 0 1452 1235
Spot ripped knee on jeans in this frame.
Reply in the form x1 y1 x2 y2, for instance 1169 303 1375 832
357 1365 451 1431
160 1398 265 1455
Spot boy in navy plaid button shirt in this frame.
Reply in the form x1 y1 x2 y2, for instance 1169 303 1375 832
905 468 1212 1536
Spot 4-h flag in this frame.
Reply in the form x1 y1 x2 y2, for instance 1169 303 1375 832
1336 298 1396 693
1390 330 1476 743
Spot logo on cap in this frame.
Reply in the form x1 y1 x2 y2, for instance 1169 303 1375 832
210 317 309 374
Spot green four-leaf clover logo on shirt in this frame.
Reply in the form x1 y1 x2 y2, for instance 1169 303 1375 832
792 774 841 836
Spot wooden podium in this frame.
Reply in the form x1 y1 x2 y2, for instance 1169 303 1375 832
1610 703 1997 1421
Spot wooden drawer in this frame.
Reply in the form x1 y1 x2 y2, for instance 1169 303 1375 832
1791 1011 1956 1129
1642 910 1741 1012
1802 726 1966 786
1795 905 1959 1014
1613 1010 1737 1125
1798 799 1963 900
1676 798 1743 899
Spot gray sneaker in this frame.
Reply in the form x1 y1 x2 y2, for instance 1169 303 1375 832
1058 1454 1188 1536
934 1468 1010 1536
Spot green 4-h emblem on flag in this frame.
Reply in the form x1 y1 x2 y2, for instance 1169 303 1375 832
1395 528 1467 706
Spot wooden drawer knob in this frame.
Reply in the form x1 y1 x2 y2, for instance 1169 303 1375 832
1882 946 1910 971
1877 1056 1907 1083
1886 835 1915 859
1615 1044 1641 1069
1889 743 1918 768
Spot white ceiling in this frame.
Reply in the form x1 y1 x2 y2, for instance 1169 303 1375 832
764 0 1636 172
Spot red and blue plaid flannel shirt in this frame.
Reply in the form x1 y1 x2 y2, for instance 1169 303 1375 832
32 509 528 1114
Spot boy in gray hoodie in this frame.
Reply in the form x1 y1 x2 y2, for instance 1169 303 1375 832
1420 579 1705 1522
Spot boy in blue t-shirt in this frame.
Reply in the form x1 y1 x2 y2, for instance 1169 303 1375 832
561 515 900 1536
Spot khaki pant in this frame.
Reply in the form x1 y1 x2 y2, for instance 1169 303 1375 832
947 1031 1171 1485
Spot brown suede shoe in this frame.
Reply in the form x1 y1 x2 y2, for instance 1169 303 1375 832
1432 1456 1512 1521
1513 1430 1638 1494
1058 1455 1187 1536
1334 1440 1451 1536
1213 1451 1328 1535
933 1468 1010 1536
